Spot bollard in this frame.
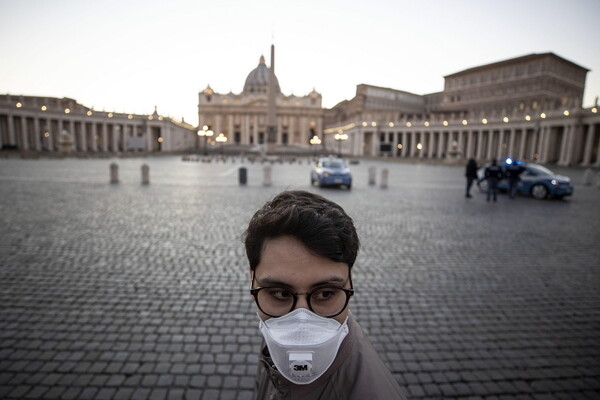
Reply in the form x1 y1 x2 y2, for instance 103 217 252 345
380 168 389 189
239 167 248 185
110 162 119 184
368 166 376 186
582 168 593 186
263 165 272 186
141 164 150 185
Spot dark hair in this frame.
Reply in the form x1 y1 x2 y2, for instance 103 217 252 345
243 190 360 271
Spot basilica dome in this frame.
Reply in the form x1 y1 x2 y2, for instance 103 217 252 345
243 55 281 94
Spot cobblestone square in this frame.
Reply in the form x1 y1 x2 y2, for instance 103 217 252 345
1 156 599 399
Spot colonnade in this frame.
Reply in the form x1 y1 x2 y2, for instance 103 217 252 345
0 97 197 153
327 110 600 167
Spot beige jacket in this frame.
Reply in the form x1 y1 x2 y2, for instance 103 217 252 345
254 315 407 400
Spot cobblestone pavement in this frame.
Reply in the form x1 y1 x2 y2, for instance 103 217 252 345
1 156 599 400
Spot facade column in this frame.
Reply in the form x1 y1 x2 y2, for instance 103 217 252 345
541 126 552 163
123 124 129 151
582 124 596 166
80 121 88 152
486 129 495 161
102 123 109 152
7 113 16 145
508 128 516 158
466 130 474 159
145 123 152 152
518 127 528 160
476 130 484 160
456 130 463 158
558 124 571 165
242 115 249 145
564 123 577 166
408 132 415 157
428 131 434 158
20 116 30 150
496 129 505 160
33 118 42 151
400 132 407 157
91 122 98 152
113 124 120 152
595 129 600 167
437 131 445 158
47 119 54 151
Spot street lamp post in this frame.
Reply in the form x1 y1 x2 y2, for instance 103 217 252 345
197 125 214 156
309 135 321 157
334 132 348 157
215 133 228 156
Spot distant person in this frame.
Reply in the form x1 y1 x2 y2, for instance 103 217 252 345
244 190 406 399
484 158 503 202
465 158 478 198
505 160 524 199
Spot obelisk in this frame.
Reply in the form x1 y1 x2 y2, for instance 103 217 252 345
266 44 277 155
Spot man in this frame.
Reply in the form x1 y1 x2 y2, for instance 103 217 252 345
465 158 478 198
505 160 524 199
244 190 406 400
484 158 503 202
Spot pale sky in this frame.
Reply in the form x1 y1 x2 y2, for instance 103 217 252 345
1 0 599 126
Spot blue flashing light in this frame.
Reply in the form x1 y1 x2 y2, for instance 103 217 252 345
505 158 513 165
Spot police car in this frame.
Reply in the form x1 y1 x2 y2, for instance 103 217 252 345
477 158 573 200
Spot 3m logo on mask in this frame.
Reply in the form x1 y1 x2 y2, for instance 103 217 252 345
288 352 313 377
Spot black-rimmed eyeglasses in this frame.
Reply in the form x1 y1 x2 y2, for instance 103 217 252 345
250 275 353 318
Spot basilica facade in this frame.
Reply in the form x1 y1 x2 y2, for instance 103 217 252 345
197 53 323 151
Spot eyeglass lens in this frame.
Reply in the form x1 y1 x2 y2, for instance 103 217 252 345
256 287 349 317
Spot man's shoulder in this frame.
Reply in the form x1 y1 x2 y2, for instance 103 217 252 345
328 319 407 399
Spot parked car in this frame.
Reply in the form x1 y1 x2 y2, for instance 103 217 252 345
311 156 352 189
477 159 573 199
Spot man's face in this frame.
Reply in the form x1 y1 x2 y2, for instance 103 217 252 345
250 235 351 324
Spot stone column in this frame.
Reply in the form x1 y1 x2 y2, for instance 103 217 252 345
102 123 109 152
518 127 527 160
437 131 445 158
7 113 16 145
145 124 153 152
582 124 596 166
33 118 42 151
508 128 516 158
456 131 466 158
91 122 98 152
80 121 88 152
476 130 484 160
300 117 308 146
486 129 495 161
465 130 473 159
400 132 406 157
428 131 434 158
595 130 600 167
113 124 120 152
496 130 505 160
541 126 552 163
558 124 571 165
20 116 30 150
47 119 55 151
564 123 577 166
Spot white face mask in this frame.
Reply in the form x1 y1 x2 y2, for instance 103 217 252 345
258 308 349 385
